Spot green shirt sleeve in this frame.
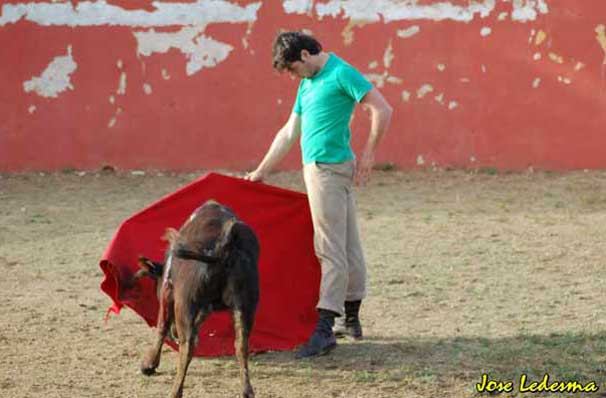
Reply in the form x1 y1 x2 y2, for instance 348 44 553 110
337 64 373 103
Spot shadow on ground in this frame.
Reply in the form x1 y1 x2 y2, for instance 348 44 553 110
245 332 606 396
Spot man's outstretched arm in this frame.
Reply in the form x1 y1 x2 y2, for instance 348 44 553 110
357 87 393 186
245 112 302 182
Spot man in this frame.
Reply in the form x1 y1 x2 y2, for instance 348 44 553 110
245 31 392 358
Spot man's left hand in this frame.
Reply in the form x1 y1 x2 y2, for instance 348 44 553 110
355 149 374 186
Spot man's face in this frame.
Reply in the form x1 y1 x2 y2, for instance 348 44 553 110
285 60 314 79
285 50 318 79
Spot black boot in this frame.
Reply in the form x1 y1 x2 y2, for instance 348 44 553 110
333 300 363 340
295 309 338 359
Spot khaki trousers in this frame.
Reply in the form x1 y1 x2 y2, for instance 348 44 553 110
303 160 367 316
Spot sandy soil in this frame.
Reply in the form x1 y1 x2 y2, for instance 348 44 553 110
1 169 606 398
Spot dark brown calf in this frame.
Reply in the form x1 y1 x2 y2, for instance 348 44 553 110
135 200 260 398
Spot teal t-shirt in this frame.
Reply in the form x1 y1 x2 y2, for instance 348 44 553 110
293 53 372 165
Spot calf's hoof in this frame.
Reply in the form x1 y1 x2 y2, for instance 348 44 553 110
141 349 160 375
170 387 183 398
140 356 158 375
242 385 255 398
140 364 156 376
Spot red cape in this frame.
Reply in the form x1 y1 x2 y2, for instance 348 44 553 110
99 173 320 356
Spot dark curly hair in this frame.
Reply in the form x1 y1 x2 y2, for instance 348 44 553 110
272 31 323 71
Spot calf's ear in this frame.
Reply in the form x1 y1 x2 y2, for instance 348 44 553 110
215 218 239 255
162 227 181 245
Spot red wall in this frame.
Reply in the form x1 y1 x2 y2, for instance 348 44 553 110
2 0 605 172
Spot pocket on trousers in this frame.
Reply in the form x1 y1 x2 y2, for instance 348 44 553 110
314 161 333 174
316 161 354 178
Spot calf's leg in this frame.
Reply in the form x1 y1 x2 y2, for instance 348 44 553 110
233 309 255 398
141 281 173 375
170 304 207 398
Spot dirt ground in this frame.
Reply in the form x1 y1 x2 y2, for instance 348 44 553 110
2 168 606 398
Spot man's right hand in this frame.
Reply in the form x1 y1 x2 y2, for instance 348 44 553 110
244 169 265 182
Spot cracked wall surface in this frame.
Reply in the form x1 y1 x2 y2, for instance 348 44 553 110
2 0 606 171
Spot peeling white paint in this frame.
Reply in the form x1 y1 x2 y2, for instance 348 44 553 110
313 0 498 23
532 77 541 88
401 90 411 102
368 61 379 69
277 98 283 105
315 0 495 23
283 0 314 15
460 78 470 83
108 107 122 128
383 41 394 68
529 28 536 44
533 52 542 61
365 73 388 88
574 62 585 72
480 27 492 37
397 25 420 38
3 1 261 76
511 0 549 22
416 155 425 166
481 64 487 73
437 64 446 72
23 45 77 98
109 95 115 104
365 72 403 87
117 72 127 95
117 59 123 69
28 105 36 114
341 20 369 46
596 25 606 64
435 93 445 105
498 12 508 21
143 83 153 95
417 84 434 98
0 1 262 27
161 69 171 80
535 29 546 46
134 27 233 76
558 76 571 85
448 101 458 110
283 0 548 23
241 21 253 49
548 52 564 64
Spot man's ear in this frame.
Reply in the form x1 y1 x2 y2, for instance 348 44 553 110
300 49 311 61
